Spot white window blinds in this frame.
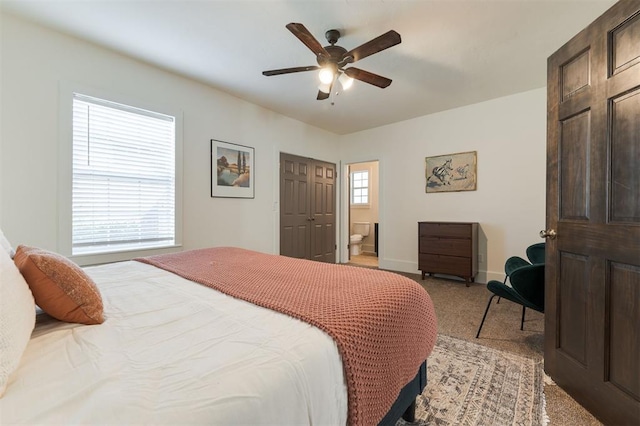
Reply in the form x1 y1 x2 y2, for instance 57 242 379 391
72 93 176 255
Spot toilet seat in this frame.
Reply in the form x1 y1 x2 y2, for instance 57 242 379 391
350 234 363 242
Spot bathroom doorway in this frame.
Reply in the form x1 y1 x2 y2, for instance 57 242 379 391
348 161 379 268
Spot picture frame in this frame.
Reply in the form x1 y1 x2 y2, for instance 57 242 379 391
425 151 477 193
211 139 255 198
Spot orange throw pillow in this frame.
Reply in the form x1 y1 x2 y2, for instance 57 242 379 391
13 245 104 325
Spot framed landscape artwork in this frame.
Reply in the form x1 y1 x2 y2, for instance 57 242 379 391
211 139 255 198
425 151 477 193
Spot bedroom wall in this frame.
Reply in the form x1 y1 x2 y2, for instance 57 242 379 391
338 88 547 282
0 13 339 261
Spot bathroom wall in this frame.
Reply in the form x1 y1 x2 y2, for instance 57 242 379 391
349 161 379 254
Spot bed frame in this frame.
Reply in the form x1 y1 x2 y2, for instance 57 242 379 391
379 360 427 425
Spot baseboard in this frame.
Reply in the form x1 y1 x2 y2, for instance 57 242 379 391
378 258 497 285
378 258 420 275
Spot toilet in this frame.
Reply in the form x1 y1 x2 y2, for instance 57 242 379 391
350 222 371 256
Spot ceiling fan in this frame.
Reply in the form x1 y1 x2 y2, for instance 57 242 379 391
262 23 401 100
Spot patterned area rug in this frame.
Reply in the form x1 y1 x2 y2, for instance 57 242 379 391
398 334 546 426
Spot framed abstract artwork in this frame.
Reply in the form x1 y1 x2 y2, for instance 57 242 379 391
211 139 255 198
425 151 477 193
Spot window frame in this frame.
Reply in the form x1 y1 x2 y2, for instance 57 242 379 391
58 82 183 266
350 169 370 207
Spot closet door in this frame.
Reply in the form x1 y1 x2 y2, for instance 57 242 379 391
310 160 336 263
280 153 336 263
280 153 311 260
545 1 640 424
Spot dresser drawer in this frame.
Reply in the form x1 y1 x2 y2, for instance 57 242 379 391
419 237 471 257
419 254 472 276
419 223 471 239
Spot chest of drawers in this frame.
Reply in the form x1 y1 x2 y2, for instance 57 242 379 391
418 221 478 286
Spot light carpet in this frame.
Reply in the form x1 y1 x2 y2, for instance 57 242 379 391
398 334 546 426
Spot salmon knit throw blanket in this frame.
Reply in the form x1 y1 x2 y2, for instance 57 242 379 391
136 247 438 425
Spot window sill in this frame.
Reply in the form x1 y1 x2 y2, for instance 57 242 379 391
70 244 183 267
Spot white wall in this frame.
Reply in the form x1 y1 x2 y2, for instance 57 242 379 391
0 13 339 262
1 13 547 280
339 88 547 282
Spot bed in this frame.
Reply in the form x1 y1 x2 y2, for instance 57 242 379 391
1 246 438 425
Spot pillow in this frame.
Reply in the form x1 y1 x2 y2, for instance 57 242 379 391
13 246 104 325
0 228 15 258
0 245 36 397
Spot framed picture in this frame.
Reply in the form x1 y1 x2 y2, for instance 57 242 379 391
425 151 477 193
211 139 255 198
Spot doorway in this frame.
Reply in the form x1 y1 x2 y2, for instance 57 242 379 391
348 161 379 268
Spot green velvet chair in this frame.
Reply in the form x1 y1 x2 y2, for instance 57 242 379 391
503 242 545 284
476 262 545 338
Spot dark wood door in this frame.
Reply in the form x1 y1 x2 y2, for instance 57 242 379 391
280 153 311 260
546 1 640 424
280 153 336 263
309 160 336 263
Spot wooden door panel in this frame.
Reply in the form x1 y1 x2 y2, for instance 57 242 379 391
558 252 589 365
281 226 293 255
608 262 640 400
547 2 640 424
313 181 324 215
324 182 334 215
323 223 335 258
282 179 294 215
295 225 309 259
310 223 323 260
611 12 640 74
610 88 640 222
297 181 308 215
562 48 591 100
560 111 591 220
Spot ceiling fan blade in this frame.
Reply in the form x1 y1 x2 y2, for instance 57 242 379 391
317 90 330 100
262 66 320 76
342 30 401 63
345 67 392 88
286 23 329 58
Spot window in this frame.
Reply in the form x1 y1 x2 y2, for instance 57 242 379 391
351 170 369 205
71 93 176 255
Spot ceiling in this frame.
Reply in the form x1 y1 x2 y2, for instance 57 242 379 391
1 0 616 135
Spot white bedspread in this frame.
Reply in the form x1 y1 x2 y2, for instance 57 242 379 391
1 261 347 425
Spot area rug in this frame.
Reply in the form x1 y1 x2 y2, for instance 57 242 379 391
398 334 547 426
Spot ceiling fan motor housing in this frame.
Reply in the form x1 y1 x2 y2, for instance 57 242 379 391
318 45 348 67
325 29 341 44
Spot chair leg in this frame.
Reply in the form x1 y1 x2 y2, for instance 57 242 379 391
520 306 526 331
476 294 497 338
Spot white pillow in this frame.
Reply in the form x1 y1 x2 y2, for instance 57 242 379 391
0 246 36 397
0 229 15 259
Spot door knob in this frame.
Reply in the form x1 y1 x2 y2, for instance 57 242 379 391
539 229 557 239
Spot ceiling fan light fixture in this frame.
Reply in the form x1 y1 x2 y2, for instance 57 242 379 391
339 73 354 90
318 82 331 94
318 67 334 84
